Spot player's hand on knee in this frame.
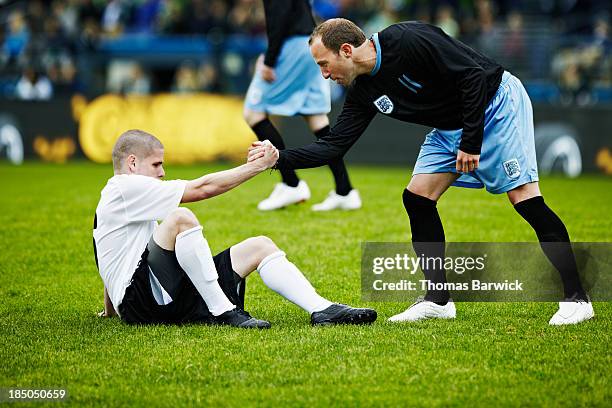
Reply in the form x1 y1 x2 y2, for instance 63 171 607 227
261 66 276 83
456 150 480 173
256 54 276 82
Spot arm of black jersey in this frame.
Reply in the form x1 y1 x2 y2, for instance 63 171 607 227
453 67 487 155
402 28 487 155
263 0 293 67
276 91 376 169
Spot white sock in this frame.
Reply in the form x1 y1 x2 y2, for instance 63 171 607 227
257 251 333 314
174 226 235 316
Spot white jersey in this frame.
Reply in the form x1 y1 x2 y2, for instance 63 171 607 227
93 174 186 314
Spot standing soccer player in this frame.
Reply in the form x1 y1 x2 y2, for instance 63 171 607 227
243 0 361 211
250 18 594 325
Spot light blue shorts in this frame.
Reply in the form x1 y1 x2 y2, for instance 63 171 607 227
244 35 331 116
413 71 539 194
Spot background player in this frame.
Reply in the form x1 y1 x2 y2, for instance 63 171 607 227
243 0 361 211
250 18 594 325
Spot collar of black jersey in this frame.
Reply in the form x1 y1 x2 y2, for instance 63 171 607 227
369 32 382 76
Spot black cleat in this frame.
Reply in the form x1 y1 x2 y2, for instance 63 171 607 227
214 308 271 329
311 304 377 326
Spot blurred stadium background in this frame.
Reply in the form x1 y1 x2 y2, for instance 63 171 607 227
0 0 610 175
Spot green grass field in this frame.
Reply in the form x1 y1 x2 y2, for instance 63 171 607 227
1 162 610 407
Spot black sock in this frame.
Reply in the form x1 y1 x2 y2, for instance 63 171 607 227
402 189 449 305
514 196 586 300
314 125 352 196
252 118 299 187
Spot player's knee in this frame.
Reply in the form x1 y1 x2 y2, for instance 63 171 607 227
242 107 251 123
402 189 436 215
251 235 279 263
305 114 329 131
255 235 278 254
169 207 199 232
243 108 266 127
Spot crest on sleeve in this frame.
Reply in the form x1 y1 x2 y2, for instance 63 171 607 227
373 95 394 114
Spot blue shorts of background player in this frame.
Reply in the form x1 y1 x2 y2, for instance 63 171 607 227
245 35 331 116
413 71 540 193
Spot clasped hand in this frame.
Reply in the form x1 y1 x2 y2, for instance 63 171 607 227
248 140 279 170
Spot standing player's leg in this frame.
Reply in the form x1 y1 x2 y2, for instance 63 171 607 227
389 172 459 322
229 236 377 325
508 183 594 325
489 72 593 325
304 114 362 211
243 48 312 211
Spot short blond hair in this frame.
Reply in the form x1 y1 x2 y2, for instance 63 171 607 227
112 129 163 172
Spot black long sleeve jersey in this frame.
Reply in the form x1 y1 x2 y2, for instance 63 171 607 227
276 21 505 170
263 0 316 67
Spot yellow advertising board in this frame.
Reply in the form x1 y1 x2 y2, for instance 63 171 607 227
78 93 255 164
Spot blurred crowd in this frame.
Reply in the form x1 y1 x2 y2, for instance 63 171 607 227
0 0 610 105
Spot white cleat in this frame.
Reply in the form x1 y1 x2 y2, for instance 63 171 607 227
257 181 310 211
388 297 456 322
549 297 594 325
311 189 362 211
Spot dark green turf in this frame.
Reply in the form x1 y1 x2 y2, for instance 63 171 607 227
0 162 610 407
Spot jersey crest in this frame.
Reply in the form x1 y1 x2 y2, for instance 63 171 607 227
503 159 521 179
374 95 394 114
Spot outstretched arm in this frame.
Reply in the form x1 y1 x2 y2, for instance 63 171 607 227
249 92 376 169
181 141 278 203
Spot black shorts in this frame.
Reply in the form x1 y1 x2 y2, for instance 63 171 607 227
118 238 245 325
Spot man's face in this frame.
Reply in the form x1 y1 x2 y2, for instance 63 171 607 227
310 36 357 86
130 148 165 179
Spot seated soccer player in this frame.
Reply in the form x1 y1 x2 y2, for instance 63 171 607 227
94 129 377 328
